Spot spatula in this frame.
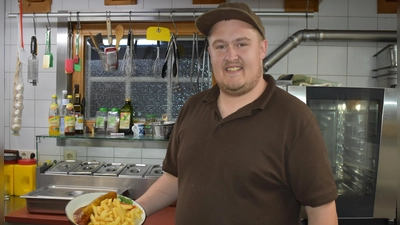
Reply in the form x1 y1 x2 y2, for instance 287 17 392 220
115 24 124 50
42 27 53 68
65 31 74 74
73 32 81 71
146 26 170 42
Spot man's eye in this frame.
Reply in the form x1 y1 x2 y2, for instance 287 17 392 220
238 43 247 47
216 45 225 50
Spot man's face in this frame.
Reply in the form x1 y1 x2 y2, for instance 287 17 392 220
208 19 268 97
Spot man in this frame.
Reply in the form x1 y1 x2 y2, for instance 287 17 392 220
136 2 338 224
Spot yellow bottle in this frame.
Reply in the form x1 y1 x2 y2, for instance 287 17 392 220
48 94 60 136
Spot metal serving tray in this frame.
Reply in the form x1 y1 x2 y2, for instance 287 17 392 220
144 164 164 178
45 160 82 175
119 164 151 178
68 161 104 175
20 185 126 214
93 163 126 176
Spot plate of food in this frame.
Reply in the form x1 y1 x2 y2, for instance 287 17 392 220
65 191 146 225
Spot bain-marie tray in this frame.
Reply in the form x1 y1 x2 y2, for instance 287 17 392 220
20 185 126 214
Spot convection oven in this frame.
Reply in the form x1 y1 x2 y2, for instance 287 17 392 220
288 86 397 222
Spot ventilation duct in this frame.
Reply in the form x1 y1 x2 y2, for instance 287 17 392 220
263 29 397 71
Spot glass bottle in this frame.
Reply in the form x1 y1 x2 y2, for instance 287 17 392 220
60 90 67 135
74 93 84 134
119 98 134 135
64 95 75 136
48 94 60 136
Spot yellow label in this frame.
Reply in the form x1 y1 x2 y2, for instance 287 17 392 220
119 112 131 129
48 116 60 136
64 116 75 132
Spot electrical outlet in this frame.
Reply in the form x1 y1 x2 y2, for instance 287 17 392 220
19 150 36 159
64 150 77 160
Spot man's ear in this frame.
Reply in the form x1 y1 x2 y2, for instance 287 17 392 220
260 39 268 59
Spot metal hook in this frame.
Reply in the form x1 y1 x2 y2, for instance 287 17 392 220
46 12 51 30
68 12 72 34
170 11 178 36
32 13 36 36
157 11 161 33
193 11 199 33
129 11 132 31
76 12 81 33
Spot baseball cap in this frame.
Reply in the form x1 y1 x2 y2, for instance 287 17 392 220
195 2 265 39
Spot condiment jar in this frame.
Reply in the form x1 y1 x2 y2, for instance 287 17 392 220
14 158 37 196
106 108 120 134
95 107 108 134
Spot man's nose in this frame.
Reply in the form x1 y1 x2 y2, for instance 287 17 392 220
225 46 239 61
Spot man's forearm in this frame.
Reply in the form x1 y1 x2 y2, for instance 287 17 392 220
305 201 338 225
135 172 178 216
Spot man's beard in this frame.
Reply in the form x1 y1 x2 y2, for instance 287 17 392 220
218 66 263 97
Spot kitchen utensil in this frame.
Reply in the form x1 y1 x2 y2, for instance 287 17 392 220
146 12 170 42
65 15 74 74
88 31 100 50
106 13 112 45
121 30 135 76
42 25 52 68
146 27 170 42
28 35 38 86
73 32 81 71
115 24 124 50
161 37 174 92
73 13 81 71
65 192 146 225
104 47 118 72
189 32 196 88
152 41 162 75
151 121 174 139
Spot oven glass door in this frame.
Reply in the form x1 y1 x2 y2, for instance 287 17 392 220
305 87 384 218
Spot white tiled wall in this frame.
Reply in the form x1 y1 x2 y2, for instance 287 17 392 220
2 0 397 157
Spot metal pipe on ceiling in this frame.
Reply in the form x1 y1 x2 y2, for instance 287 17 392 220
263 29 398 72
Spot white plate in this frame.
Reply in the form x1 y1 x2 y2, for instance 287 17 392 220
65 192 146 225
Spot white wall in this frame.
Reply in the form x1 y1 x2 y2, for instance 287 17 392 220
2 0 397 158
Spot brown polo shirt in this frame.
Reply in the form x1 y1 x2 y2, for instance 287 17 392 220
163 75 338 225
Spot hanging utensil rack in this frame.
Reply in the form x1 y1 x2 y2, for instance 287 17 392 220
8 10 314 21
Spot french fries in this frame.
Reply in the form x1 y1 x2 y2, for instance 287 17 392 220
88 197 143 225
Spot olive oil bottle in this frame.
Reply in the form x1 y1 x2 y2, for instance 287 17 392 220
74 93 84 134
119 98 134 135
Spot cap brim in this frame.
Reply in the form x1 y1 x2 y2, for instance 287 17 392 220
196 8 261 37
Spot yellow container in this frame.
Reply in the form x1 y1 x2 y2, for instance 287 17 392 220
4 164 15 196
14 159 37 196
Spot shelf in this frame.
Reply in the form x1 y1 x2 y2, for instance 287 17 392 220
36 134 169 141
36 134 169 148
